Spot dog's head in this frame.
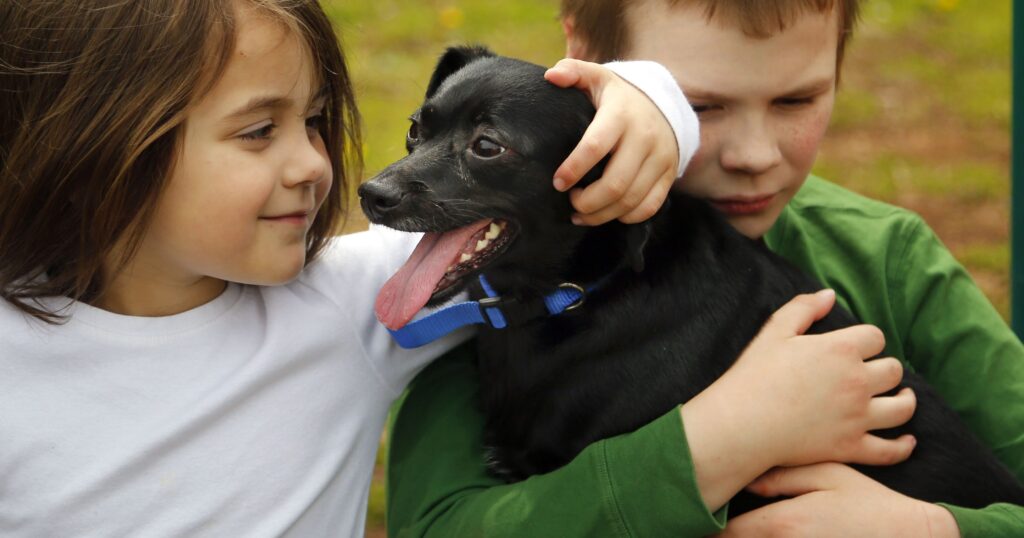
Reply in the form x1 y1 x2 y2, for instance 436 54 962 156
360 46 617 330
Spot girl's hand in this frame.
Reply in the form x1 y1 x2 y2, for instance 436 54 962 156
545 59 680 226
682 290 918 510
719 463 960 537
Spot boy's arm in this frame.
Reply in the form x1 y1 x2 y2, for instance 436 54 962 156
891 216 1024 536
386 343 726 538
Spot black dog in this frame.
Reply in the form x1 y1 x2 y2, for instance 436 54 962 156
359 46 1024 512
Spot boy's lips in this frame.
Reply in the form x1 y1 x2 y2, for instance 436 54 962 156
709 194 775 216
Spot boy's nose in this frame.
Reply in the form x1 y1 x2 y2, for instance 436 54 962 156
720 122 782 176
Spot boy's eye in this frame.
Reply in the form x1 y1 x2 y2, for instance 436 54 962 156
239 123 275 141
691 104 720 115
775 97 815 108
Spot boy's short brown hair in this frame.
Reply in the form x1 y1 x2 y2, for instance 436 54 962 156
561 0 860 67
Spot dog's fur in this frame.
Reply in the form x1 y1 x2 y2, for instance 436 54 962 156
360 46 1024 511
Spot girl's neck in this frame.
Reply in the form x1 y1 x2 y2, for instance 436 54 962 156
94 273 228 317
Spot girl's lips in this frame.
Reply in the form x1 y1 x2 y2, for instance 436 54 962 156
260 213 310 225
709 194 775 216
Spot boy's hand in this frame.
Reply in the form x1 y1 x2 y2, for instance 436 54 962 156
730 290 918 469
719 463 960 538
545 59 680 226
681 290 918 510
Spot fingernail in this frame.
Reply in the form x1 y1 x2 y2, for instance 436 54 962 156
571 215 583 226
554 177 567 191
816 288 835 300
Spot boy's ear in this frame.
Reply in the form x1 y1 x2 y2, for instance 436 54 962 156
425 45 495 98
561 16 588 60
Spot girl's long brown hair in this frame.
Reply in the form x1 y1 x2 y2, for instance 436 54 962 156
0 0 361 322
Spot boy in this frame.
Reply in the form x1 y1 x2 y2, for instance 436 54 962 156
385 1 1024 536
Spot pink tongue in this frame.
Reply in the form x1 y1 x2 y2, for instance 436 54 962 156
376 219 491 330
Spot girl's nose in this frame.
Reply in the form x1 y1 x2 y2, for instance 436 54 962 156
719 117 782 176
283 133 330 188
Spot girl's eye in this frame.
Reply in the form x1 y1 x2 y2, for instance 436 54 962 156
240 123 275 141
306 114 324 133
471 137 506 158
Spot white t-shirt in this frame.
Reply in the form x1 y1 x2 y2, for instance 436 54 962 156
0 62 696 537
0 228 468 537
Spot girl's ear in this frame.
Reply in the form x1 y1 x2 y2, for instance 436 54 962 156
562 16 587 60
425 45 495 99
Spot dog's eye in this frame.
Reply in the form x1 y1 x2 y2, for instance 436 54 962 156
471 137 506 158
407 121 420 142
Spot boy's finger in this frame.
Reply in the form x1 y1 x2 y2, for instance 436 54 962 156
863 358 906 395
555 110 626 192
810 323 886 360
619 171 673 224
846 434 916 466
865 387 916 430
747 463 846 498
761 290 836 339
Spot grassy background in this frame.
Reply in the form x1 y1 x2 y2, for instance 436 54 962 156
323 1 1010 535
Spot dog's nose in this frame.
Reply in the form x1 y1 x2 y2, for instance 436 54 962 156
358 180 406 220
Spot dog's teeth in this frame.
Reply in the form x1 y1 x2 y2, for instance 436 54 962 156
459 253 472 263
475 239 490 252
485 223 501 240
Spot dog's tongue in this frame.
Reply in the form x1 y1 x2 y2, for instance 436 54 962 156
376 220 491 330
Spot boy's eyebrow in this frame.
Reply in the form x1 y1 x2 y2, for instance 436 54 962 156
685 77 835 101
224 86 329 120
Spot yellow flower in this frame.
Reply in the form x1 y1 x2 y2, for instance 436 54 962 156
439 6 464 30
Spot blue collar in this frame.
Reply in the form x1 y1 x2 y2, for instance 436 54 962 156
387 274 604 349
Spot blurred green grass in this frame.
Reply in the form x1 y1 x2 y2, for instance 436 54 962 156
326 1 1010 535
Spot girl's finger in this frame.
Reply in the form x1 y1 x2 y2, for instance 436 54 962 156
618 169 674 224
570 140 651 219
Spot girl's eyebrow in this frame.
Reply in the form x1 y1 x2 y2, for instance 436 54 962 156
224 86 329 120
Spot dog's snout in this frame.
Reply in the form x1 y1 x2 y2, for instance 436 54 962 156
358 180 406 221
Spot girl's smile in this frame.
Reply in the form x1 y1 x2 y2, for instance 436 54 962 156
98 3 332 316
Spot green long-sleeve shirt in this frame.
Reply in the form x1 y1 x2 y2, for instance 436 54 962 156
386 177 1024 537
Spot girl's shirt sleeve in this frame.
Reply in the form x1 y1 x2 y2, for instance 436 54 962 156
386 343 726 538
604 60 699 178
305 226 472 399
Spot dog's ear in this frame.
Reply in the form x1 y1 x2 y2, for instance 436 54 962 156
426 45 496 98
624 221 652 273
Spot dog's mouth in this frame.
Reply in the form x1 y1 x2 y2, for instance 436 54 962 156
375 218 515 330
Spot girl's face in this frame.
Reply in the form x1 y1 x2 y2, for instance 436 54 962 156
624 2 839 239
102 5 332 315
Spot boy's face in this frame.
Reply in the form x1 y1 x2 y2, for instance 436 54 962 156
609 2 838 238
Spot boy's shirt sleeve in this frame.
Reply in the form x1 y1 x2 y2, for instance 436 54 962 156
386 342 727 538
603 61 699 178
888 216 1024 535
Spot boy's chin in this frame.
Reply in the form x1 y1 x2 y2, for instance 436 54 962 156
725 214 774 240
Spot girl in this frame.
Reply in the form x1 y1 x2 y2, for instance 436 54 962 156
0 0 692 535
